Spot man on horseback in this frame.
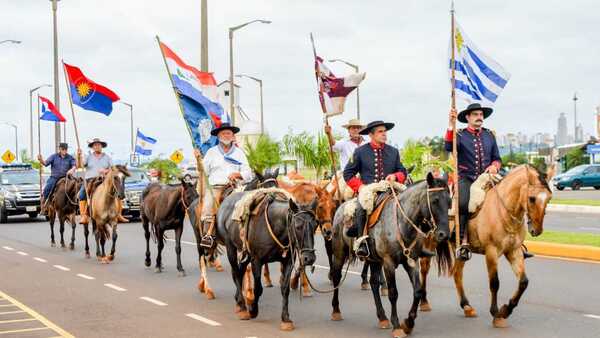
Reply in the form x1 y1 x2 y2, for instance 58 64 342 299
324 118 366 169
197 122 253 248
343 120 407 257
77 138 128 225
446 103 532 261
38 142 76 215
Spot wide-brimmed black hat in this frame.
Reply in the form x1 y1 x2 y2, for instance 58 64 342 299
359 120 395 135
458 103 493 123
58 142 69 150
87 138 107 148
210 122 240 136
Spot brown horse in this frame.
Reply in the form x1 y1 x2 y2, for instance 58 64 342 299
47 175 83 249
88 165 130 263
419 164 555 328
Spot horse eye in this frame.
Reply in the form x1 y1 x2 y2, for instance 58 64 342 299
528 197 536 204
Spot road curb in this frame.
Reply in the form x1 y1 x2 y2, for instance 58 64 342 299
547 204 600 214
524 240 600 261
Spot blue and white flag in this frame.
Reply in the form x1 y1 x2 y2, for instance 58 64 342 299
135 130 157 156
450 19 510 107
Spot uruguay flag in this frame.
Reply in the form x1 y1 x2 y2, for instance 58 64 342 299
159 40 227 155
134 130 157 156
39 96 66 122
449 19 510 106
63 62 120 116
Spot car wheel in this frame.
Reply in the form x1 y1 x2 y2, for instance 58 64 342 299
0 205 7 224
571 180 582 190
594 186 600 190
28 212 38 219
556 186 565 191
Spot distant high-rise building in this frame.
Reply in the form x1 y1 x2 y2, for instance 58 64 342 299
575 123 584 143
556 113 568 146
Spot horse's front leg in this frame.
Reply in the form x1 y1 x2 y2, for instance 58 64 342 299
263 264 273 287
279 258 295 331
226 243 249 318
69 214 76 250
453 258 477 317
155 228 165 273
419 256 432 311
59 216 66 248
395 259 423 337
108 223 118 261
495 248 528 328
174 224 185 277
324 238 334 283
330 244 348 321
248 260 264 319
49 216 56 247
370 262 391 329
142 219 151 267
360 261 369 290
83 222 90 258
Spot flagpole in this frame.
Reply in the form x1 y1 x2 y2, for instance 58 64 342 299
310 33 343 201
61 60 82 165
37 95 43 202
450 1 461 249
133 127 139 165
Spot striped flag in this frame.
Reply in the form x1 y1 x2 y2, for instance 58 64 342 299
135 130 157 156
450 19 510 107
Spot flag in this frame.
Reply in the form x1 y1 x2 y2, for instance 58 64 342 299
450 19 510 106
159 41 227 155
315 56 365 115
39 96 66 122
135 130 157 156
63 62 120 116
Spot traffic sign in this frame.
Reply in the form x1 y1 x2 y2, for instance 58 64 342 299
1 150 16 163
586 144 600 154
170 150 184 164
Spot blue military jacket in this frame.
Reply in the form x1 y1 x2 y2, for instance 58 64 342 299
445 127 501 181
343 142 407 191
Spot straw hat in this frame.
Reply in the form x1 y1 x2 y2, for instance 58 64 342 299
341 118 364 129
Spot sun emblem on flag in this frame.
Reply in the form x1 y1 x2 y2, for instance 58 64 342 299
198 119 213 144
455 29 464 53
75 80 95 103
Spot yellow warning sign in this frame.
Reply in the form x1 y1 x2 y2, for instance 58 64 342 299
2 150 16 163
170 150 184 164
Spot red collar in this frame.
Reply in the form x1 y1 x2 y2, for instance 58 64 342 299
466 126 482 135
370 141 384 150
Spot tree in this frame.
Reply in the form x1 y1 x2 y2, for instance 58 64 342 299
401 139 453 181
243 135 282 174
565 147 588 170
142 158 181 183
281 130 335 181
501 151 528 167
428 136 447 160
20 150 41 170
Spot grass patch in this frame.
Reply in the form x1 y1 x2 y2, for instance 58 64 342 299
549 199 600 207
528 230 600 248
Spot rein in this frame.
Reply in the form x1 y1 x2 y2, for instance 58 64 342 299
63 175 80 206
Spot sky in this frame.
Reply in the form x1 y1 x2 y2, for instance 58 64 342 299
1 0 599 162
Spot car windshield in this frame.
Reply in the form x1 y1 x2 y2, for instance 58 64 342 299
1 171 38 185
126 169 149 184
565 165 587 175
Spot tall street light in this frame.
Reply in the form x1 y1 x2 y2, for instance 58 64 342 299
29 84 52 158
200 0 208 71
236 74 264 134
228 19 271 127
50 0 61 151
2 123 19 162
0 40 22 45
120 102 134 154
329 58 361 120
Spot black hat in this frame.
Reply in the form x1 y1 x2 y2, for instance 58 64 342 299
87 138 107 148
58 143 68 150
210 122 240 136
359 120 395 135
458 103 493 123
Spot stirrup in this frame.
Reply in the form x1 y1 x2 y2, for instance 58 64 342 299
200 235 215 248
353 235 370 258
456 245 472 261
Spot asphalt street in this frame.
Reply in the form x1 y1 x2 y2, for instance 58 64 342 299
552 188 600 200
1 216 599 338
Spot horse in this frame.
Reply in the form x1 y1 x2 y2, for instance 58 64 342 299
47 175 83 249
140 179 198 276
217 190 318 331
86 165 130 263
419 164 555 328
330 173 452 338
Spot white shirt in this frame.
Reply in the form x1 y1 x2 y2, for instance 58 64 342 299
333 137 366 169
203 144 253 186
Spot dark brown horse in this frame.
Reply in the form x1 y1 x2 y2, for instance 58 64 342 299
47 175 83 249
141 179 198 276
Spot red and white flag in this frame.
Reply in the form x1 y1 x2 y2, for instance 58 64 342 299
315 56 365 116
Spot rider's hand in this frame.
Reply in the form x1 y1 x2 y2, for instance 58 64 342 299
486 165 498 175
324 125 332 135
37 154 43 162
228 172 242 181
386 174 397 182
448 108 457 128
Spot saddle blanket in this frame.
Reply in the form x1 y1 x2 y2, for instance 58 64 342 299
231 188 294 224
342 180 406 224
468 173 502 213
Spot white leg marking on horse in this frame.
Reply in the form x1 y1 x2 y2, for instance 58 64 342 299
53 265 70 271
76 274 95 280
104 283 127 292
33 257 47 263
16 251 28 256
2 246 14 251
140 297 168 306
185 313 222 326
584 314 600 320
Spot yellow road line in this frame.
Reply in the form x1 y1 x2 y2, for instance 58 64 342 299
0 318 36 324
0 311 25 315
0 290 74 338
0 327 50 335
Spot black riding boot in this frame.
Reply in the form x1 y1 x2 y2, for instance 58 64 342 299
456 213 472 261
348 204 369 258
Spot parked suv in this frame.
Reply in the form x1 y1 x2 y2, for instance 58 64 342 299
0 164 41 222
122 167 151 220
553 164 600 190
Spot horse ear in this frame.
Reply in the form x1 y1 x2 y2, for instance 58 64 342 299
255 171 264 181
309 197 319 211
426 172 434 187
289 198 299 213
546 164 556 182
272 167 280 178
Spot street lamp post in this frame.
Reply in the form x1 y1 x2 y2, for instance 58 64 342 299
0 40 22 45
329 58 360 120
120 102 134 154
236 74 264 134
228 19 271 126
50 0 61 151
29 84 52 158
200 0 208 71
573 92 578 142
2 123 19 162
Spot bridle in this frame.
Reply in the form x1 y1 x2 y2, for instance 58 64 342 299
256 177 277 188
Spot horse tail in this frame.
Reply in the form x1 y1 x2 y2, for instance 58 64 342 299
435 241 454 277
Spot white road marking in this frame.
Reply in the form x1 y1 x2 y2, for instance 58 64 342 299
16 251 28 256
76 274 95 280
584 314 600 320
1 246 14 251
0 310 25 315
166 239 197 246
139 297 168 306
53 265 70 271
185 313 222 326
104 283 127 292
33 257 47 263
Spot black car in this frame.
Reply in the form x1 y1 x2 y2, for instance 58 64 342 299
121 167 151 220
0 164 41 222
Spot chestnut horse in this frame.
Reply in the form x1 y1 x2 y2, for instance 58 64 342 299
47 175 83 249
419 164 555 328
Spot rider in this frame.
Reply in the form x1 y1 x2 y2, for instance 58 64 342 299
196 122 253 249
324 118 366 169
446 103 533 261
38 142 76 215
343 120 407 257
77 138 128 225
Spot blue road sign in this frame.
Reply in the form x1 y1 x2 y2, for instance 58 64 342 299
586 144 600 154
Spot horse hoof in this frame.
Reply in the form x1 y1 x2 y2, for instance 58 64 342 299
215 265 224 272
155 267 163 273
391 328 408 338
205 289 215 300
400 320 412 335
420 301 432 312
463 305 478 318
280 321 295 331
144 260 151 267
360 282 369 290
61 243 66 249
381 288 388 297
51 242 56 248
178 270 186 277
493 317 509 328
85 252 90 259
107 255 114 262
198 278 206 293
238 311 251 320
264 282 273 288
378 319 391 329
331 312 343 321
69 244 75 250
234 304 242 313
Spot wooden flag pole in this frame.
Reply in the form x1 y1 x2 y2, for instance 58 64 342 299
310 33 343 202
61 60 82 166
450 1 461 249
37 95 43 201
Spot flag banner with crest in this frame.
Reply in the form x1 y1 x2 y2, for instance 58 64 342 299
314 56 365 115
158 41 227 155
449 19 510 107
63 62 120 116
39 96 66 122
135 130 157 156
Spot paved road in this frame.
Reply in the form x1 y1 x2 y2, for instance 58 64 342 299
543 211 600 233
1 217 599 338
552 188 600 200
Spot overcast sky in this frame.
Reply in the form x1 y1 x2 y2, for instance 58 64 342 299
1 0 599 161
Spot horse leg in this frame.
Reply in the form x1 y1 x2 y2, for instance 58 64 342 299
302 272 311 297
263 264 273 288
419 256 432 312
108 223 117 261
360 262 369 290
244 265 254 305
330 247 348 321
485 247 508 328
290 268 299 290
280 258 295 331
226 244 248 317
175 225 186 277
369 262 390 329
83 222 90 258
143 219 151 267
49 215 56 247
380 268 388 296
453 259 477 317
248 260 264 319
395 260 423 337
155 228 164 273
496 249 528 327
94 222 102 260
59 216 66 248
69 215 76 250
324 238 334 283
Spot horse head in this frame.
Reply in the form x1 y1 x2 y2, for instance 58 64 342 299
523 164 555 237
179 178 199 207
421 172 452 243
314 186 336 240
288 198 318 267
246 167 279 190
109 165 131 199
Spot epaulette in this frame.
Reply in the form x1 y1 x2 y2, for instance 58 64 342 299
482 128 497 137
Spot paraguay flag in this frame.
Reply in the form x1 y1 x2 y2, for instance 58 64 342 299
63 62 120 116
158 40 227 155
135 130 157 156
39 96 66 122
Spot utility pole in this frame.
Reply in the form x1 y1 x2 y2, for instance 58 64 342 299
51 0 61 151
200 0 208 72
573 92 578 142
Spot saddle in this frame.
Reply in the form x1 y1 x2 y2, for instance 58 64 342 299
85 177 104 201
468 173 502 215
366 192 393 229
